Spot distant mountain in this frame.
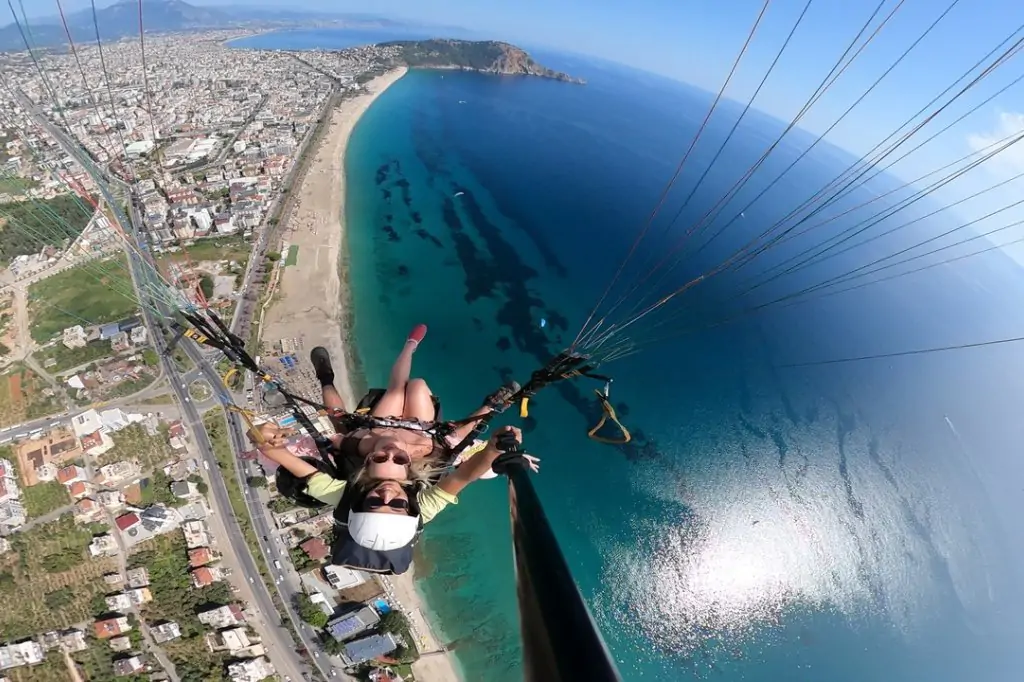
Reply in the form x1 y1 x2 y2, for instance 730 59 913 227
0 0 415 52
0 0 228 51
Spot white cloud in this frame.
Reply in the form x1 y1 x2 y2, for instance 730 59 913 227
966 110 1024 176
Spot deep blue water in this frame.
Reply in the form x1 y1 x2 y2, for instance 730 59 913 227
241 31 1024 682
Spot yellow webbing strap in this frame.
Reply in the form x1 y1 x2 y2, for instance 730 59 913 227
227 404 263 444
587 389 631 444
519 396 531 419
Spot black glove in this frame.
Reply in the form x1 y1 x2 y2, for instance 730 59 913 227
491 429 528 476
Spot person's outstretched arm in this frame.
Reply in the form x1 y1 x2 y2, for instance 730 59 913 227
248 423 318 479
438 426 527 496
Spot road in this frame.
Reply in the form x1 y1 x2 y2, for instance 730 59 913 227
0 376 175 445
23 93 316 682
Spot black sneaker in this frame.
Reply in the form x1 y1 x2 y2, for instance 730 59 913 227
309 346 335 387
484 381 521 413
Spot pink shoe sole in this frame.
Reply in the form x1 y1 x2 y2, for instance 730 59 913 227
407 324 428 346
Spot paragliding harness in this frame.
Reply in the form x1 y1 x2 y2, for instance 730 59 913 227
168 312 630 575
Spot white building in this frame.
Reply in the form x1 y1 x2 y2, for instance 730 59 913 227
97 490 126 509
183 519 210 548
198 604 245 629
151 622 181 644
71 409 104 438
0 500 25 530
62 325 88 349
130 326 149 345
88 534 119 557
105 593 132 612
125 140 155 158
99 408 132 432
0 640 44 670
0 459 19 503
226 656 274 682
191 208 212 233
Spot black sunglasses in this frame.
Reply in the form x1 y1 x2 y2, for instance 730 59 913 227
364 496 410 511
369 451 411 466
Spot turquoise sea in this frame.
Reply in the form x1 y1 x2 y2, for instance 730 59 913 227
235 31 1024 682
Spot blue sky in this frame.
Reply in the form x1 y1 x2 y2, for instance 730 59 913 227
19 0 1024 260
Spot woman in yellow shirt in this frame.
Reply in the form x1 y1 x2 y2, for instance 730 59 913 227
250 422 536 574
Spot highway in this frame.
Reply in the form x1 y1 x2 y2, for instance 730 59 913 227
24 94 321 681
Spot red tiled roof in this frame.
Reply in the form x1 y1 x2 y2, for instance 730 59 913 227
188 547 212 567
56 465 82 484
300 537 329 561
115 513 140 531
94 618 124 639
76 497 96 511
80 431 103 449
191 567 214 586
69 480 87 497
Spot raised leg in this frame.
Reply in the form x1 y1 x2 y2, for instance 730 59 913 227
371 324 428 417
310 346 346 411
402 378 436 421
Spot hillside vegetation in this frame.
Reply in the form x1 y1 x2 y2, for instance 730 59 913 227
382 39 585 83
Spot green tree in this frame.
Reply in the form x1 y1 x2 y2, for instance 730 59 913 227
247 476 267 488
321 635 345 656
268 497 296 514
199 274 215 300
141 348 159 366
295 593 328 628
146 470 184 507
44 586 76 609
378 610 418 663
188 474 210 495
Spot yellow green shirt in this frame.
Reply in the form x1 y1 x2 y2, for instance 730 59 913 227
305 472 458 523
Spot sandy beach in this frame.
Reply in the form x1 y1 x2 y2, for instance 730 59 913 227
262 67 462 682
262 68 409 411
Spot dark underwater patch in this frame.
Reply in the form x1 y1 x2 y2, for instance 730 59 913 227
395 178 413 207
441 196 496 302
434 187 665 462
414 229 443 248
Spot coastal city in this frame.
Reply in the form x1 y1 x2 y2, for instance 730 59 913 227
0 27 449 682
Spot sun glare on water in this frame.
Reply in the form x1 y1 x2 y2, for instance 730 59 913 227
594 407 988 662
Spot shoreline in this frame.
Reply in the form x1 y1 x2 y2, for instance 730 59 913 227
261 68 408 414
260 67 463 682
